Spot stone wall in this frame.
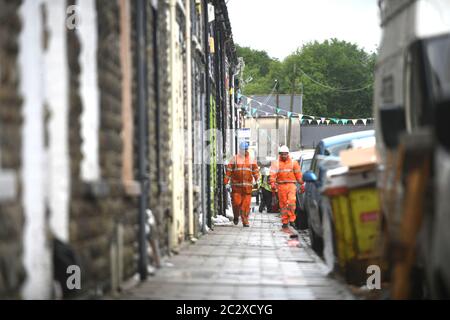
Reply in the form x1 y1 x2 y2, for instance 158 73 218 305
68 0 137 296
0 0 238 299
0 0 25 299
151 0 172 255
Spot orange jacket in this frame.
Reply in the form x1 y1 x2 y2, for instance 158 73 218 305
224 152 259 193
269 155 303 188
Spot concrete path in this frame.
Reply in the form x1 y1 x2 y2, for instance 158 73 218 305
120 208 354 300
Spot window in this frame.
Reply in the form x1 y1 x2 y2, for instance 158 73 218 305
406 34 450 130
311 145 321 175
382 75 394 104
301 159 312 173
327 142 352 157
425 34 450 102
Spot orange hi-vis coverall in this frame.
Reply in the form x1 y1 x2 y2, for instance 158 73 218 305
224 152 259 225
269 156 303 225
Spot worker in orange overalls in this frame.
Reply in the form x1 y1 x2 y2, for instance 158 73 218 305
270 145 304 229
224 141 259 227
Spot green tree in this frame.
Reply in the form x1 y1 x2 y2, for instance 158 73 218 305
300 39 375 118
237 39 377 119
236 45 282 94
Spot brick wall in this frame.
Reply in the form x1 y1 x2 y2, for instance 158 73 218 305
0 0 25 299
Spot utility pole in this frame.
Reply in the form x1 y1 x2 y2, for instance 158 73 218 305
287 65 296 149
275 79 279 140
299 81 304 149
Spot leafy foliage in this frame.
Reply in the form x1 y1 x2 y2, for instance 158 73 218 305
236 45 283 95
236 39 377 118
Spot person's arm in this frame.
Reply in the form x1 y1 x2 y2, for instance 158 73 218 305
252 162 259 185
224 157 234 185
293 161 305 193
257 172 262 189
293 161 303 184
269 162 278 191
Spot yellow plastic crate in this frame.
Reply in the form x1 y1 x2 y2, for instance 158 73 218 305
348 187 381 256
330 194 356 269
328 186 382 284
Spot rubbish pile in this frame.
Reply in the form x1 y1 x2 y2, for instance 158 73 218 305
321 146 384 286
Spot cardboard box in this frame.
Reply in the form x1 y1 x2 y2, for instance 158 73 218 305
340 146 378 171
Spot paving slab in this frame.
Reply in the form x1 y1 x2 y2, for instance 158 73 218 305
120 205 354 300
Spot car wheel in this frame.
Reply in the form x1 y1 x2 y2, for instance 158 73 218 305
295 208 308 230
307 209 324 257
295 192 308 230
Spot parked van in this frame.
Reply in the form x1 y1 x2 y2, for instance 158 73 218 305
374 0 450 298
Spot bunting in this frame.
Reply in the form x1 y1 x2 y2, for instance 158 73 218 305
240 95 373 126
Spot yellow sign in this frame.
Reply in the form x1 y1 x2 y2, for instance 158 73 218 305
209 37 215 53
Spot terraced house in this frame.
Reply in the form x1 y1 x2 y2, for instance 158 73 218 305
0 0 241 299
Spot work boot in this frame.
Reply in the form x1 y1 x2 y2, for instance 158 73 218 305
282 223 289 229
233 218 239 225
243 224 250 228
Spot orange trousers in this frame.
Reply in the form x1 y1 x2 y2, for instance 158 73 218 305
231 192 252 225
277 183 297 224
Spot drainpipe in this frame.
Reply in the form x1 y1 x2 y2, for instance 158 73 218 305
222 37 233 214
222 38 232 154
154 5 163 196
213 22 223 218
136 0 148 281
202 0 210 233
185 0 194 239
168 0 179 249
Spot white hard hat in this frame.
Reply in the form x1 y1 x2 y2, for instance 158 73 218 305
279 145 289 153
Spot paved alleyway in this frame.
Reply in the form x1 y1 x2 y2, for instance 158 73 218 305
121 207 354 300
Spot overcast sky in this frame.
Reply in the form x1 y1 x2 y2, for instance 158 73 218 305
227 0 382 60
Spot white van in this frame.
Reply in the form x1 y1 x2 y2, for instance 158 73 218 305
374 0 450 298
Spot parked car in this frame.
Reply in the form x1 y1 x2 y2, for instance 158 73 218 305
290 149 313 161
293 150 314 230
302 130 375 256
